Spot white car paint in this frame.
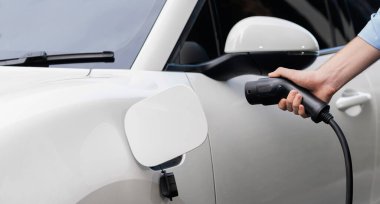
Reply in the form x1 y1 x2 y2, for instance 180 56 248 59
0 0 379 204
335 90 372 117
224 16 319 53
0 67 89 95
125 85 208 167
0 68 215 204
186 58 377 203
132 0 198 71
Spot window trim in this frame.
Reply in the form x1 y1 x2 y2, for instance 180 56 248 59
207 0 223 56
164 0 207 68
131 0 198 71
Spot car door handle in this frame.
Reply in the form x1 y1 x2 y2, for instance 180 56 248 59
335 89 372 111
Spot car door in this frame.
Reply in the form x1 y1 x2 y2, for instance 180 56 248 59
167 0 379 203
344 1 380 203
186 58 376 204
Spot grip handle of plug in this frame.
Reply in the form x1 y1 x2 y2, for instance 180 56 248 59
245 78 330 123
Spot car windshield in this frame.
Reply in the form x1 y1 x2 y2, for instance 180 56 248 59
0 0 166 69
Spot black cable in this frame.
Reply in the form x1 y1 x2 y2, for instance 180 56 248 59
321 112 353 204
244 78 353 203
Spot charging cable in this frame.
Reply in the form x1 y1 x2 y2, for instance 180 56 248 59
245 78 353 204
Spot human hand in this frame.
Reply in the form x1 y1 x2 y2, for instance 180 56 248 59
268 67 336 118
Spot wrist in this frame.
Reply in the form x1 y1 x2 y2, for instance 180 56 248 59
314 69 339 102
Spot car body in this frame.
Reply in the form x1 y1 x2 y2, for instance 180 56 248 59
1 0 380 203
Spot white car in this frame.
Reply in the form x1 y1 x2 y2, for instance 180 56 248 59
0 0 379 203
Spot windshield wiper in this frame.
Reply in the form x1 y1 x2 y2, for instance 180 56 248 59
0 51 115 67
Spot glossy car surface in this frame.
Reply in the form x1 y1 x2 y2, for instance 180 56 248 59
1 0 380 203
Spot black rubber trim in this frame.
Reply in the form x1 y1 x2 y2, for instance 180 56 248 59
164 0 206 68
0 51 115 67
207 0 222 56
167 51 318 81
150 156 184 171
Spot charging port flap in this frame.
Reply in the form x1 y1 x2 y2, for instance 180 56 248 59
124 85 208 167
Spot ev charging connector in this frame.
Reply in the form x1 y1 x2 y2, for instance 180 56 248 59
245 77 353 204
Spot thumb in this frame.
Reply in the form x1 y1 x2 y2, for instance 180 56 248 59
268 67 298 80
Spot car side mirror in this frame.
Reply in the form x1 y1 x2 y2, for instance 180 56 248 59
124 85 208 168
167 16 319 80
225 16 319 71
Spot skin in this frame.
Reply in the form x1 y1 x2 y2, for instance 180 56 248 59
268 37 380 118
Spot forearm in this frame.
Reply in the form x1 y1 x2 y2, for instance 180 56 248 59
272 8 380 117
317 37 380 94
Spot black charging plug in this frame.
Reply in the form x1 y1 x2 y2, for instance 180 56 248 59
245 77 352 204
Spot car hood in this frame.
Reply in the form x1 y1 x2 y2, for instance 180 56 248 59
0 66 90 95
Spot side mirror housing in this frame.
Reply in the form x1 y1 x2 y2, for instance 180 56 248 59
167 17 319 80
225 16 319 54
224 16 319 73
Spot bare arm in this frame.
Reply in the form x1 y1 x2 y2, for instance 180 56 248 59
269 37 380 117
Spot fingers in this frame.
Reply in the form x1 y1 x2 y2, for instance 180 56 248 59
292 94 309 118
268 67 310 91
270 67 313 119
279 91 310 118
292 93 302 115
268 67 284 78
268 67 297 80
286 90 298 112
299 105 308 118
278 99 287 110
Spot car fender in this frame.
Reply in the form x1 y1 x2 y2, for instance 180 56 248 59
0 67 190 203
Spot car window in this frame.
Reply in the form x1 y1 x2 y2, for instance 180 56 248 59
346 0 380 34
215 0 336 49
0 0 166 69
328 0 355 47
180 0 346 65
181 1 220 63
